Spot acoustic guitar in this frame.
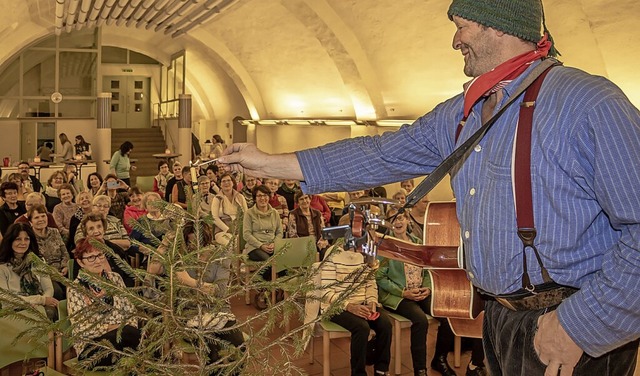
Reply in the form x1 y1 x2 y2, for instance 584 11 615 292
324 198 483 338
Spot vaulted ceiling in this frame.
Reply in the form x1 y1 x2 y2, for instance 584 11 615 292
1 0 638 124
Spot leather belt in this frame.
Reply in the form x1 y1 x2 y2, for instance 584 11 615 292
493 284 578 312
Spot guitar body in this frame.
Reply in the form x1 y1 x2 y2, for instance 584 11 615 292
423 201 484 335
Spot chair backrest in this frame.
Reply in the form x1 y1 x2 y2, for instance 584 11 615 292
272 236 317 274
134 176 155 192
57 299 73 352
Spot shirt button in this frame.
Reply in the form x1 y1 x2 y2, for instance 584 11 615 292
474 145 482 152
468 272 475 279
464 231 470 239
469 188 476 196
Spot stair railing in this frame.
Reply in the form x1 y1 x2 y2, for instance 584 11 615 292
153 100 178 152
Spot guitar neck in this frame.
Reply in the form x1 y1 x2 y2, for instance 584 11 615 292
375 235 460 269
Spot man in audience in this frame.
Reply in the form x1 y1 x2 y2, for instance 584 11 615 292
18 161 42 192
14 192 58 229
218 1 640 374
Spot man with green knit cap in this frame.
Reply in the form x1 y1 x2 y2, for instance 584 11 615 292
220 1 640 376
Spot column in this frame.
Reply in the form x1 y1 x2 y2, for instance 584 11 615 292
97 92 112 177
178 94 192 165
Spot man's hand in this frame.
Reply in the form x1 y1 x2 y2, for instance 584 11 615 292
218 143 303 180
534 310 583 376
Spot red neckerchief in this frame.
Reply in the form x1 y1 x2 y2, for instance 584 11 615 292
462 34 552 119
454 35 552 142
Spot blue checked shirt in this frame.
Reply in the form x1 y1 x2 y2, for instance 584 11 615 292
296 61 640 357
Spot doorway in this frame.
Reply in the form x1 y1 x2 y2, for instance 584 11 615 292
103 76 150 128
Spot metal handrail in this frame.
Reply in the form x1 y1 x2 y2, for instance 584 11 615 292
153 100 179 151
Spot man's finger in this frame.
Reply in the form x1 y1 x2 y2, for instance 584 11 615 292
544 361 561 376
559 364 574 376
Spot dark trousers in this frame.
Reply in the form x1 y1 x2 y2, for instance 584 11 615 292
79 325 141 369
484 300 639 376
247 248 280 281
330 308 392 376
388 298 431 371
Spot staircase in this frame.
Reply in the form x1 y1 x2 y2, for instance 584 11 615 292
110 128 167 179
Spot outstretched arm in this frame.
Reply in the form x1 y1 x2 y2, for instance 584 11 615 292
218 143 303 181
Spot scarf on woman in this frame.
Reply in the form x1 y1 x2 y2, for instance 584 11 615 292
10 253 43 296
462 34 552 119
155 172 174 194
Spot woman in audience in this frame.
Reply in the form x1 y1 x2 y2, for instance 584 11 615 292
240 175 258 208
29 204 68 300
96 174 129 221
67 191 93 252
171 166 193 209
52 183 77 240
309 194 332 226
0 223 58 320
400 179 415 194
7 172 33 203
319 191 346 226
321 216 392 376
14 192 58 229
130 192 171 258
67 236 140 369
73 135 92 160
212 173 248 246
0 181 27 236
204 165 220 194
262 178 288 232
123 187 146 234
407 195 429 241
195 175 213 215
44 171 67 212
86 172 103 196
109 141 136 186
149 222 244 369
392 188 408 206
288 191 329 260
74 195 131 252
276 179 299 211
243 185 283 280
152 159 173 199
165 162 183 202
64 163 83 193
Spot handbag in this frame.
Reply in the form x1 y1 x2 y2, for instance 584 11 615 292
213 195 235 235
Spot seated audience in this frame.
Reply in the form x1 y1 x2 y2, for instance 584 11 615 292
407 195 429 241
148 222 244 367
130 192 171 259
171 166 193 209
67 191 93 253
262 178 289 232
212 173 248 246
240 175 258 208
400 179 415 193
86 172 103 196
75 195 131 252
52 183 77 240
44 171 67 212
392 188 408 206
96 174 129 221
7 172 33 203
29 204 68 300
153 159 173 199
309 194 332 226
0 223 58 320
288 191 329 260
75 213 134 287
321 219 392 376
195 175 213 215
276 179 299 211
243 185 283 280
67 237 140 369
319 191 346 226
64 163 84 193
164 162 183 202
204 165 220 194
123 187 146 234
17 161 42 193
15 192 58 229
0 182 27 236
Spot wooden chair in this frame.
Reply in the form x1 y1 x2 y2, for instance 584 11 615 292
0 306 55 373
309 320 353 376
387 312 413 375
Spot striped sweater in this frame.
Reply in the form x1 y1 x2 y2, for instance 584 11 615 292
320 245 378 312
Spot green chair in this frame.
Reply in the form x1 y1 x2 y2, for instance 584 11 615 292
0 306 55 371
134 176 155 192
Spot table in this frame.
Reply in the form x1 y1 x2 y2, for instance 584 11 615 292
28 161 53 181
152 153 182 164
63 160 95 181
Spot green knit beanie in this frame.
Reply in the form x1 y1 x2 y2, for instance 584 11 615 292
448 0 543 43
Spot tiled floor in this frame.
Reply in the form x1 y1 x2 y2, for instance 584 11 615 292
230 295 640 376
